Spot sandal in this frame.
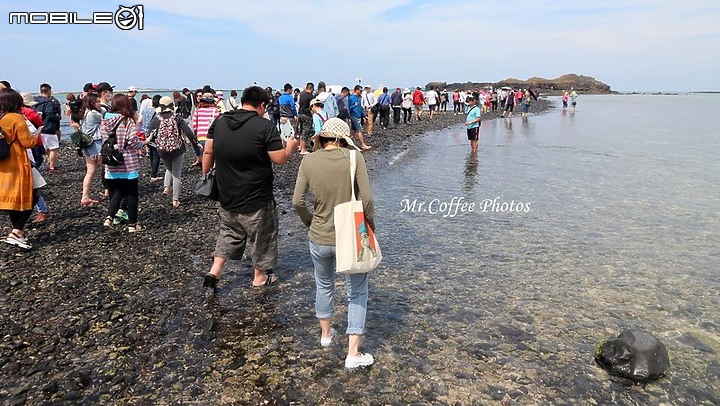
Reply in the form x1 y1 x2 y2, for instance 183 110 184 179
103 217 113 228
127 224 144 233
252 274 277 288
162 187 171 196
172 200 180 208
80 199 100 207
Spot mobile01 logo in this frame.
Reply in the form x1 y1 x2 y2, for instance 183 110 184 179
8 5 144 30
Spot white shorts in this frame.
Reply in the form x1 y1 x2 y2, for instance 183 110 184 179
279 117 294 140
41 132 60 150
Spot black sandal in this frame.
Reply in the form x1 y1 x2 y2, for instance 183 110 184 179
253 274 277 287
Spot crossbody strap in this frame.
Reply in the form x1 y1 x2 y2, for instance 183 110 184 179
349 150 357 202
0 112 14 143
0 113 6 139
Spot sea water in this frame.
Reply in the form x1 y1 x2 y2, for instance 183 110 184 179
360 94 720 403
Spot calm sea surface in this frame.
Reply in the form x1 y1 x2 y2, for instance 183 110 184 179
362 94 720 404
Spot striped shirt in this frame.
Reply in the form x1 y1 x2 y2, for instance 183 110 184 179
192 107 221 141
100 114 144 179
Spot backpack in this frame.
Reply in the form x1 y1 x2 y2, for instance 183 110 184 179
176 99 191 119
155 115 184 156
100 118 126 166
336 95 349 119
68 99 83 123
314 111 328 127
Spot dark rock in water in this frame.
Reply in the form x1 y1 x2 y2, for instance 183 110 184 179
595 329 670 382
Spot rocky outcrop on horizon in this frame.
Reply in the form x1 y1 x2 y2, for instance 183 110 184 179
426 74 613 94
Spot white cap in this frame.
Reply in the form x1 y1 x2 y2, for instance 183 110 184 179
128 86 138 92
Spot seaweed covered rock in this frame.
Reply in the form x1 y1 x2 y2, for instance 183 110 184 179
595 329 670 382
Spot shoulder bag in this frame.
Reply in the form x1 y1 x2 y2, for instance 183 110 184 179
71 111 94 148
194 168 218 201
334 150 382 274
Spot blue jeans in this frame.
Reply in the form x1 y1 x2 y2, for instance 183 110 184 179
193 141 204 157
35 195 49 213
148 145 160 177
309 241 368 335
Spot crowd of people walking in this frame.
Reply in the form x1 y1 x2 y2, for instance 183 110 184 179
1 77 559 369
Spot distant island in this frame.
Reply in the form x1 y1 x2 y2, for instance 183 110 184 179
426 74 614 95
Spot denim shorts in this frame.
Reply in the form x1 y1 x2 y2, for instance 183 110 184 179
83 139 102 158
349 116 362 132
214 202 279 271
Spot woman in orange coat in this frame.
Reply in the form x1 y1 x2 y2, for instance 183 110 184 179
0 88 39 250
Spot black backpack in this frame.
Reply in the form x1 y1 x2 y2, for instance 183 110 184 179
176 98 191 119
68 99 83 123
100 117 126 166
336 94 349 119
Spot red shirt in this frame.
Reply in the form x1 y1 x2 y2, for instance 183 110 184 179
412 90 425 105
21 106 43 128
192 107 221 141
21 106 43 147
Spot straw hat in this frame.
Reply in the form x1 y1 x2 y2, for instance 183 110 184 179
20 92 36 107
156 96 175 113
312 118 357 150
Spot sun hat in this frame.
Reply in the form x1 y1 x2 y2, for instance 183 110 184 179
310 98 324 107
156 96 175 113
215 90 224 100
20 92 36 107
200 92 215 103
313 118 357 150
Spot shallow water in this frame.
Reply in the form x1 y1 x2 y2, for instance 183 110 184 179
184 95 719 404
358 94 720 404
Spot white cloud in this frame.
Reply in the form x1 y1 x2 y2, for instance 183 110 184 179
3 0 719 90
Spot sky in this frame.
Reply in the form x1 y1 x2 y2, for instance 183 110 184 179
1 0 719 93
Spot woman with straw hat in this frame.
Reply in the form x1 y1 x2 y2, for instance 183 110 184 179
292 118 376 369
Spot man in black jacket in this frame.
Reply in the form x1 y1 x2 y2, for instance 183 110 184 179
390 87 403 125
201 86 299 291
33 83 62 173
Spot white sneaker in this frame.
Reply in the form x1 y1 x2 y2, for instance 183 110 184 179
320 328 336 347
5 232 31 250
345 353 374 369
